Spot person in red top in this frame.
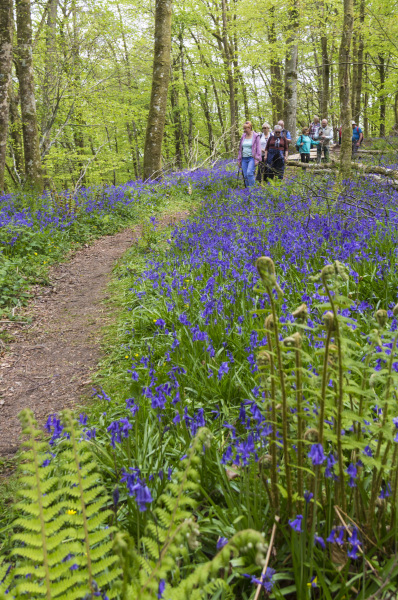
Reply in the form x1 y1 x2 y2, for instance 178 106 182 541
264 125 289 180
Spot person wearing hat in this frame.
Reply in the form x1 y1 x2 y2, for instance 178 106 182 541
316 119 333 163
352 121 363 156
256 122 273 184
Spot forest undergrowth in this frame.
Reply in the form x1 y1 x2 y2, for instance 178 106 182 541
1 163 398 599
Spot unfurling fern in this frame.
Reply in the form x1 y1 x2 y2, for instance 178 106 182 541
0 409 120 600
116 428 269 600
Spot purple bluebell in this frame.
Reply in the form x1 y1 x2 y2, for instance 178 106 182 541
289 515 303 532
308 443 326 466
217 537 228 550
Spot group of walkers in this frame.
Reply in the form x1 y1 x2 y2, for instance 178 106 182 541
237 116 364 188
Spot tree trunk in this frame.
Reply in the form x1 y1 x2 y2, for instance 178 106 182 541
116 5 141 177
41 0 57 155
0 0 13 192
351 21 357 118
338 0 354 176
268 8 283 125
71 0 85 181
320 35 329 117
378 54 385 137
143 0 173 180
221 0 236 154
284 0 299 140
9 85 23 177
353 0 364 122
126 122 138 179
237 66 249 121
170 60 183 170
15 0 43 191
363 57 369 137
179 34 193 159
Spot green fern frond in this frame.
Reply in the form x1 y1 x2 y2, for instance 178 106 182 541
2 409 121 599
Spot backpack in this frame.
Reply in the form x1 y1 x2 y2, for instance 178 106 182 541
295 136 302 152
353 126 363 143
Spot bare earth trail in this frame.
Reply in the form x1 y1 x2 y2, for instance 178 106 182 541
0 213 187 456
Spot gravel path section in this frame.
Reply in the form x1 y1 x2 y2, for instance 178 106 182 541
0 213 187 455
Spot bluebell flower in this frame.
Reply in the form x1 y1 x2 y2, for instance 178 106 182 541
308 443 326 466
157 579 166 599
314 535 325 549
45 415 64 446
325 453 337 479
346 463 358 488
217 537 228 550
243 568 275 592
79 413 88 426
289 514 303 532
304 490 313 503
218 361 229 380
379 482 391 499
112 486 119 508
363 445 372 457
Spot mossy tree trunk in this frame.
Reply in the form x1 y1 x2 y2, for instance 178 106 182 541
0 0 13 192
284 0 299 140
339 0 354 178
268 8 283 125
41 0 58 156
15 0 43 191
143 0 173 180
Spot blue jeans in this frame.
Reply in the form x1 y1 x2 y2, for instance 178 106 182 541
241 156 256 187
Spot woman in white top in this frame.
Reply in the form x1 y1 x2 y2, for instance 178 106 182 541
256 122 272 184
237 121 261 187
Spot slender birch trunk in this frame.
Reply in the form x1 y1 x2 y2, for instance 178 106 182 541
15 0 43 191
143 0 173 180
378 55 386 137
339 0 354 176
0 0 13 192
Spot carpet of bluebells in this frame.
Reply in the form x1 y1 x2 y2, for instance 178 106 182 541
0 166 229 313
4 163 398 597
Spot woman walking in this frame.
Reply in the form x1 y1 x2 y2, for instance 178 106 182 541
256 122 272 184
238 121 261 187
296 126 319 163
263 124 289 180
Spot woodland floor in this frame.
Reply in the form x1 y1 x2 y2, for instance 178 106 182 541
0 212 188 457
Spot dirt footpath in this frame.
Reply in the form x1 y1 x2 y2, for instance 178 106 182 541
0 213 187 456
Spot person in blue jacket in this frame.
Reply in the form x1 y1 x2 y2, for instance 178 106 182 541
296 127 319 163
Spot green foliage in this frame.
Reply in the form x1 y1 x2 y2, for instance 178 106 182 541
114 427 269 600
0 410 120 599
